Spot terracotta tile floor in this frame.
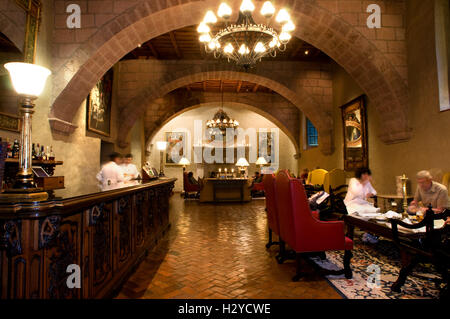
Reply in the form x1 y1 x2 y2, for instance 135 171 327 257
116 196 341 299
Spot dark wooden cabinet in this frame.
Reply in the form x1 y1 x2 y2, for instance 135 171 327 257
0 179 175 299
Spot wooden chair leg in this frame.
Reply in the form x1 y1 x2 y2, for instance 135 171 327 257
292 253 305 282
265 227 273 249
276 240 286 264
343 250 353 279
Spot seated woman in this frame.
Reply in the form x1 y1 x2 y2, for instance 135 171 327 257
344 167 378 215
344 167 379 244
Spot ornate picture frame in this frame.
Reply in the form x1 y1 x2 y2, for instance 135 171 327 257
340 95 368 171
257 130 277 164
86 68 114 137
16 0 41 63
0 112 20 132
164 132 187 165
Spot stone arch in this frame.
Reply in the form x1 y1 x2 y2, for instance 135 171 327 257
50 0 410 144
146 102 300 157
118 66 332 154
143 92 301 154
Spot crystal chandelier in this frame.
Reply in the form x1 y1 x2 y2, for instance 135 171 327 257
198 1 295 69
206 109 239 132
206 90 239 133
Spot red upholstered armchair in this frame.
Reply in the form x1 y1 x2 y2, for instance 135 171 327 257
183 172 200 198
275 170 353 281
263 174 279 248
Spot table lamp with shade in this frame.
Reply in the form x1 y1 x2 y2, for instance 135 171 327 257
235 157 249 178
156 141 167 177
178 156 190 171
255 156 268 172
0 62 51 202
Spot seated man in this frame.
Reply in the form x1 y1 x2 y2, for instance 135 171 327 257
300 168 309 184
250 172 264 197
409 170 449 213
187 172 199 185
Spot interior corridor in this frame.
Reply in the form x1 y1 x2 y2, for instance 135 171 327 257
116 196 341 299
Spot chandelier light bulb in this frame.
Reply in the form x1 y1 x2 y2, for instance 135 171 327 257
254 42 266 53
260 1 275 18
208 41 216 50
276 9 290 24
224 43 234 54
279 32 291 43
240 0 255 13
199 33 212 42
197 22 210 33
217 3 232 19
203 10 217 24
282 20 295 32
238 44 250 55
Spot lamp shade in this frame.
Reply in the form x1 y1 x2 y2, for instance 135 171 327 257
4 62 51 97
235 157 249 167
178 157 190 166
255 156 268 165
156 141 168 151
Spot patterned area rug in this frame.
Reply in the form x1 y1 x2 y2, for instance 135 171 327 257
310 234 443 299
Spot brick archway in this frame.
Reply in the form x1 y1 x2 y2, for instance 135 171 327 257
118 66 332 154
143 92 301 155
50 0 410 144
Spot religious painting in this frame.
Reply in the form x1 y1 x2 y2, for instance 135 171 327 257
165 132 186 165
16 0 41 63
86 68 114 137
257 130 277 164
341 95 368 171
0 112 20 132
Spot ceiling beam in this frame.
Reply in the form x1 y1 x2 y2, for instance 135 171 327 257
236 80 243 93
203 81 207 92
252 84 259 92
147 42 159 59
169 32 182 59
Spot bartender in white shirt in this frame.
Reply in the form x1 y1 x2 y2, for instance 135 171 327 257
121 153 140 181
96 152 125 190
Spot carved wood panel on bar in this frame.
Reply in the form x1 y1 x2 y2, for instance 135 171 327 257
0 179 175 299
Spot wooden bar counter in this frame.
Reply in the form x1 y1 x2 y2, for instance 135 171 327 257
0 178 176 299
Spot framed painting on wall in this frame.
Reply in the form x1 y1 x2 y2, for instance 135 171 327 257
340 95 368 171
0 112 20 132
165 132 186 165
15 0 41 63
257 131 277 164
86 68 114 137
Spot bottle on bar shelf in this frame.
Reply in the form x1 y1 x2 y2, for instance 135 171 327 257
12 139 19 159
36 143 40 160
32 143 36 160
49 146 55 161
6 138 12 158
40 145 45 161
